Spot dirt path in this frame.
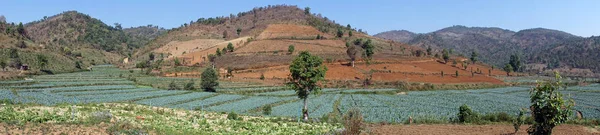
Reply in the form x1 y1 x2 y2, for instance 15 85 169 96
367 124 600 135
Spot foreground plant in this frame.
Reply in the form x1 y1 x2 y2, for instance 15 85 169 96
527 72 574 135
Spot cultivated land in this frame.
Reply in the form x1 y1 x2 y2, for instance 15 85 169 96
1 65 599 134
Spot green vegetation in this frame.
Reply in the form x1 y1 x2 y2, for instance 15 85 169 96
336 28 344 38
227 42 234 52
442 49 450 63
470 51 478 64
288 45 295 54
216 48 222 56
504 64 513 76
287 51 328 121
201 68 219 92
346 43 358 67
527 72 573 134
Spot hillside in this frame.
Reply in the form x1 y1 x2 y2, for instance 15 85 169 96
374 26 596 75
123 25 167 49
134 5 503 86
373 30 417 43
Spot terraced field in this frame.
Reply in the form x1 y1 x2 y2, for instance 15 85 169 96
1 65 599 123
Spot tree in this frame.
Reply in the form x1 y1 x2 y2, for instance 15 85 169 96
227 42 234 52
216 48 222 56
168 81 179 90
455 70 459 77
442 49 450 63
149 53 155 61
236 28 242 36
75 61 83 69
470 51 478 64
441 70 444 77
17 22 25 36
201 67 219 92
304 7 311 15
527 72 573 135
221 48 227 54
347 24 351 29
287 51 328 121
348 31 353 37
316 34 321 39
222 31 227 38
503 64 513 76
114 23 122 30
363 39 374 60
184 80 196 90
346 43 358 67
0 60 6 71
426 46 432 56
336 28 344 38
288 45 295 55
415 50 424 57
63 47 72 55
509 54 521 72
174 58 182 66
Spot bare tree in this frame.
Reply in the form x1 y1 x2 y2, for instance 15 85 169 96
0 15 6 23
346 43 358 67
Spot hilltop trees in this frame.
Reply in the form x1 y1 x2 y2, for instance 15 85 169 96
17 22 25 36
346 42 358 67
287 51 328 121
201 68 219 92
304 7 311 15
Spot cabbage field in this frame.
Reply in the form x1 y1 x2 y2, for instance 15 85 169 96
1 65 599 122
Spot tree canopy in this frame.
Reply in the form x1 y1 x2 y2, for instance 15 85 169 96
287 51 327 121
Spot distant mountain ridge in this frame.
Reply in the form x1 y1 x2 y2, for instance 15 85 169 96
374 25 599 75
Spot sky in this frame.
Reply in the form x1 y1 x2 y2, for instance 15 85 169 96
1 0 598 37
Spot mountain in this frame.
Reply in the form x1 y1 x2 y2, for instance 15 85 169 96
373 30 417 43
374 26 595 74
123 25 166 49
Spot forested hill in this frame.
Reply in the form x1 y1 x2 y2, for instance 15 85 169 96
374 26 600 75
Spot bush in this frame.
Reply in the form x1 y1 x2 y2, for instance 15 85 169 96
342 108 364 135
527 72 573 134
458 104 479 123
513 109 526 133
184 80 195 90
227 111 239 120
262 105 272 115
168 81 179 90
259 73 265 80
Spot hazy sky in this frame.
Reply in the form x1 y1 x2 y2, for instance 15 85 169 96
1 0 598 37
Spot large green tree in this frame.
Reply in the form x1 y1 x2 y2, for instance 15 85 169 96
362 39 374 60
503 64 513 76
227 42 234 52
201 68 219 92
336 28 344 38
287 51 328 121
509 54 521 72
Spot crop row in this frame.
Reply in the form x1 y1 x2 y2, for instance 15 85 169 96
206 96 297 113
170 94 246 110
135 92 216 107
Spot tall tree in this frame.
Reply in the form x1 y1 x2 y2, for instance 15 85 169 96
362 39 374 60
346 43 358 67
287 51 328 121
509 54 521 72
201 68 219 92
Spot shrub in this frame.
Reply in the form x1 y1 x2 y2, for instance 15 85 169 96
168 81 179 90
513 109 526 133
458 104 479 123
262 105 272 115
184 80 195 90
260 73 265 80
527 72 573 135
342 108 364 135
86 110 112 124
288 45 295 54
227 111 239 120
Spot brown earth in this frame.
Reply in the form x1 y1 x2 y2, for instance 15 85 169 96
178 36 251 64
367 124 600 135
257 24 330 40
234 40 346 55
154 38 224 59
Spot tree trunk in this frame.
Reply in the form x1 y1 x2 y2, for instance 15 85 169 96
303 96 309 121
351 60 355 67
